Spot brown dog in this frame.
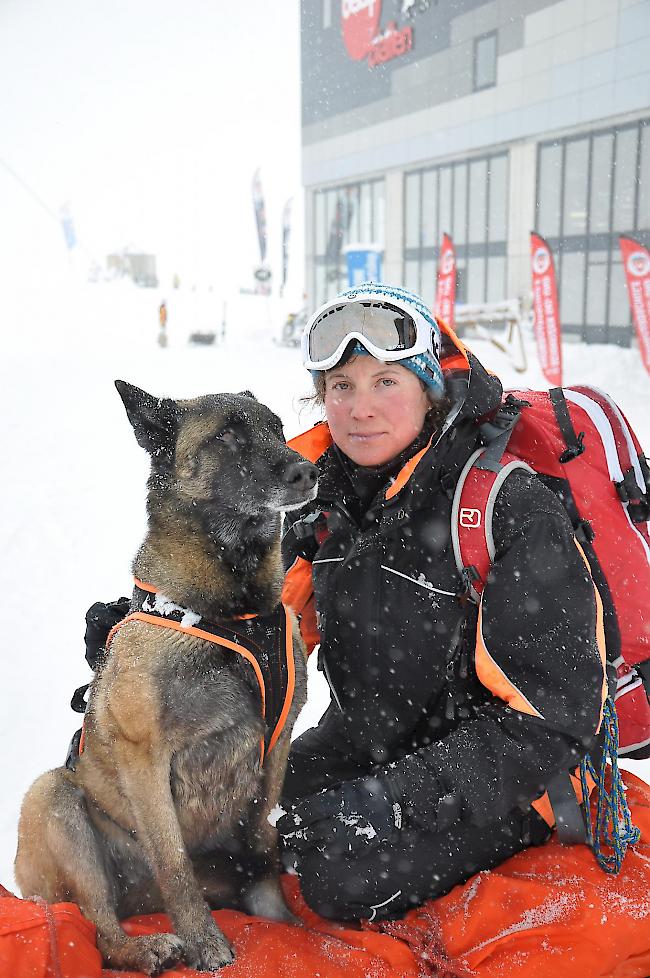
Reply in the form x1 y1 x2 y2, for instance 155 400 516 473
14 382 318 974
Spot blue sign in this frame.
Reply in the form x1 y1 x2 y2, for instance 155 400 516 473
346 247 382 287
60 209 76 250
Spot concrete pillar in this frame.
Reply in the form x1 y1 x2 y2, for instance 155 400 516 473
507 140 537 301
384 168 403 285
304 187 315 308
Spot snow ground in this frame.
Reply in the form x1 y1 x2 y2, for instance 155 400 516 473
1 278 648 890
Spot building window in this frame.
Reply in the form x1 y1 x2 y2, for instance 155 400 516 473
535 118 650 344
312 178 385 305
473 31 497 92
402 150 508 308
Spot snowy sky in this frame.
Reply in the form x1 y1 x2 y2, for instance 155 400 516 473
0 0 302 291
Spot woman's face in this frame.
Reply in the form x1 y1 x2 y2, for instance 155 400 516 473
323 355 431 466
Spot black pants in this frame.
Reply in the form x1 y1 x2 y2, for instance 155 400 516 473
281 710 550 922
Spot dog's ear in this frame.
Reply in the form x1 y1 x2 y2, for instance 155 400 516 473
115 380 176 461
238 390 258 401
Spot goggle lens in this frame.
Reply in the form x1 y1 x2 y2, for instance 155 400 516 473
308 302 418 364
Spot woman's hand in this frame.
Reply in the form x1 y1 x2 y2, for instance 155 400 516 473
277 775 404 855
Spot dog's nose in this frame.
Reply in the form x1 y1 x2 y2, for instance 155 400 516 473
283 460 318 492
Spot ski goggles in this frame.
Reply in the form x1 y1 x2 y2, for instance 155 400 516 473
302 298 440 372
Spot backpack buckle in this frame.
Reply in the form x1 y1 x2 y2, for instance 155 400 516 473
478 398 523 469
615 467 650 522
457 565 481 608
293 510 321 539
575 519 595 544
559 431 585 463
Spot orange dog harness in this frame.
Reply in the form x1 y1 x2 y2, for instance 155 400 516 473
74 580 297 767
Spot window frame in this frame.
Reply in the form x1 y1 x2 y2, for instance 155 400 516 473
312 177 385 305
535 117 650 344
473 30 498 93
402 149 509 308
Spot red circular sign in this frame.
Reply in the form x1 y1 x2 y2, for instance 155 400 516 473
627 250 650 278
532 246 551 275
341 0 381 61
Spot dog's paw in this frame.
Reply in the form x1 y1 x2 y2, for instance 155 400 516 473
182 926 235 972
101 933 185 975
140 934 186 975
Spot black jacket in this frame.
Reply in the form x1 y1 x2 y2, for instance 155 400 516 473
282 349 604 829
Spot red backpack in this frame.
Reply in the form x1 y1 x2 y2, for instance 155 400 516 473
452 385 650 760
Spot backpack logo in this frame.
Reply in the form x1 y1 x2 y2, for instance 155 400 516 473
459 508 481 528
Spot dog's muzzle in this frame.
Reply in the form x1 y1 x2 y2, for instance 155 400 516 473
279 460 319 511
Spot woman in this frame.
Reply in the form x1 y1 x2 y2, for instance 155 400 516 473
277 282 605 922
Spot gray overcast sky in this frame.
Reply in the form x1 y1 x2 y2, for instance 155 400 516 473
0 0 302 291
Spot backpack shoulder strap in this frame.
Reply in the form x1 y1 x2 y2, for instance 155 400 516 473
451 447 534 600
452 446 587 845
451 448 492 603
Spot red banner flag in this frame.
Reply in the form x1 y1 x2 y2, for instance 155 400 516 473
619 235 650 376
435 233 456 329
530 231 562 386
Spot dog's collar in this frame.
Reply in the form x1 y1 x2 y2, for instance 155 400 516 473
133 578 258 622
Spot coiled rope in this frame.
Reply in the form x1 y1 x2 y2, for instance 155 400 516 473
579 696 640 874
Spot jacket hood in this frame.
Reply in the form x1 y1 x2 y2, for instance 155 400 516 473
437 321 503 427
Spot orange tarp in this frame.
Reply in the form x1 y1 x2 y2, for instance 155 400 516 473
2 772 649 978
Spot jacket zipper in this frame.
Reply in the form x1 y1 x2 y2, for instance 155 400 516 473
317 505 363 715
321 651 344 712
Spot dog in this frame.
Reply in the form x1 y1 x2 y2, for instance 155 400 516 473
14 381 318 974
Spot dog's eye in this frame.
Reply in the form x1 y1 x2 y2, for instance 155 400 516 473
219 428 238 448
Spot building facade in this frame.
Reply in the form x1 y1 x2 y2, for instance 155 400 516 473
301 0 650 344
